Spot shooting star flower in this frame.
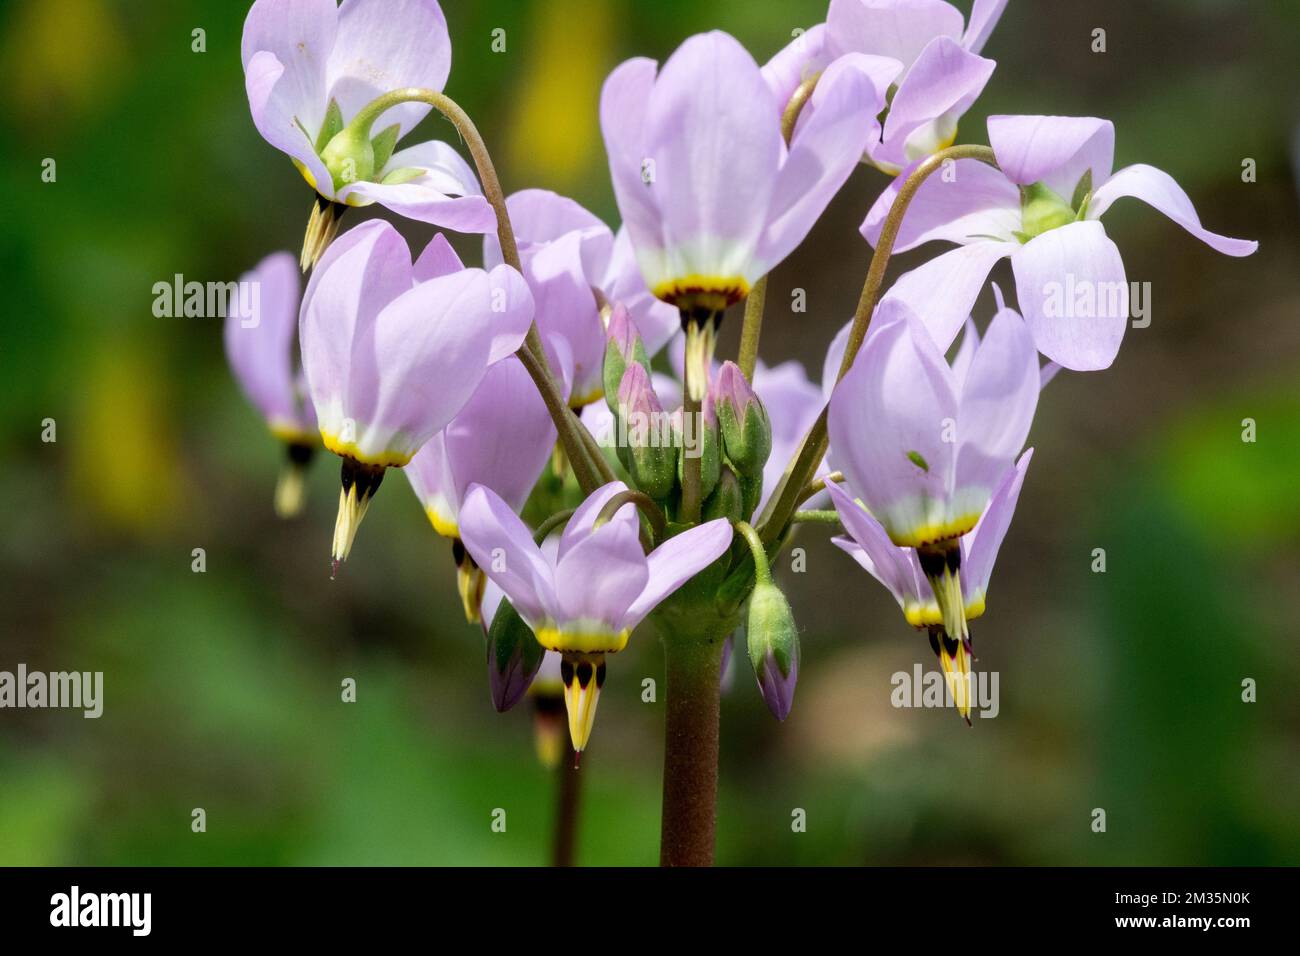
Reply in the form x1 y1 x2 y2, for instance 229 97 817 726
241 0 495 268
764 0 1006 173
863 114 1259 369
459 480 733 754
223 250 318 517
299 220 533 574
601 30 896 397
826 298 1038 716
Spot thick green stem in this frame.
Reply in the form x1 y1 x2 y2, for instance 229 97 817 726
351 88 604 495
755 144 1000 544
659 637 724 866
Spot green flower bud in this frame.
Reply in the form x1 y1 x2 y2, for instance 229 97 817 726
703 465 744 524
619 364 677 500
746 580 799 720
603 303 651 415
712 361 771 480
486 596 546 713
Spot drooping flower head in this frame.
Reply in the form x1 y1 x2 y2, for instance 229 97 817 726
827 297 1038 707
299 220 533 573
459 480 733 753
601 31 896 396
241 0 496 267
765 0 1007 173
224 250 319 517
484 190 678 406
864 115 1259 370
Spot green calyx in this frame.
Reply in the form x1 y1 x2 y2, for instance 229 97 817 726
717 393 771 481
746 580 798 680
316 96 402 194
1014 169 1095 243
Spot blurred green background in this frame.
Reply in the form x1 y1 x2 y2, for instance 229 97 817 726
1 0 1297 866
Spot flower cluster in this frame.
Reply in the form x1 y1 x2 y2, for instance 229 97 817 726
225 0 1255 759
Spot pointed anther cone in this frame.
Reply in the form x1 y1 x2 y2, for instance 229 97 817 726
679 306 723 402
919 541 968 646
560 652 607 756
928 626 974 725
452 539 487 625
330 457 385 576
300 196 347 272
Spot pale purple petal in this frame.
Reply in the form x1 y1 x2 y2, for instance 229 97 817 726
962 0 1009 53
826 0 964 66
600 58 661 277
875 37 994 171
988 114 1115 198
241 0 337 139
642 32 782 288
559 481 634 562
827 310 961 546
757 52 898 274
244 50 334 195
963 448 1033 600
412 232 465 282
1011 220 1128 371
325 0 450 138
761 23 831 109
882 240 1012 353
600 228 681 358
955 303 1038 496
620 519 734 630
342 139 496 233
1090 163 1258 257
553 513 648 630
225 251 306 433
300 220 414 452
459 484 558 626
825 480 925 609
861 157 1020 251
527 231 607 403
949 317 980 391
361 265 533 460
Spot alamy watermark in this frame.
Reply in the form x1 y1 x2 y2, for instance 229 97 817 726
891 664 999 719
152 273 261 325
0 664 103 718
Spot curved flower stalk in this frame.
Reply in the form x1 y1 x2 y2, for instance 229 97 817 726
241 0 496 268
224 250 319 518
459 480 733 754
299 220 534 574
826 298 1038 714
863 115 1259 369
600 30 897 398
483 190 679 406
764 0 1007 173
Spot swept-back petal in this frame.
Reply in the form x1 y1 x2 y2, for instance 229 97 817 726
559 481 634 562
988 114 1115 198
242 0 337 139
244 50 333 194
225 251 306 433
761 23 831 110
963 449 1033 600
342 139 496 232
600 58 661 275
826 0 964 66
554 515 649 631
326 0 450 137
620 519 734 630
460 484 558 626
1011 220 1128 371
827 310 961 546
757 52 898 277
826 480 924 610
861 157 1020 251
1090 164 1258 257
962 0 1009 53
881 240 1012 353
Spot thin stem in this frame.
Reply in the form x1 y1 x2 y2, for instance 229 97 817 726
551 744 583 867
733 520 771 584
797 470 843 507
735 75 819 383
533 507 576 545
571 405 618 486
596 489 668 545
755 145 999 544
351 88 604 495
659 638 724 866
791 509 842 527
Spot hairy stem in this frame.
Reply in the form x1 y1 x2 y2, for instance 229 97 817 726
596 489 668 546
659 637 724 866
755 145 1000 544
679 388 703 524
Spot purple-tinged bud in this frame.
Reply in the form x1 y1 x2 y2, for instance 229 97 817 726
486 597 546 712
618 364 677 500
747 580 799 720
604 303 651 414
713 361 771 481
